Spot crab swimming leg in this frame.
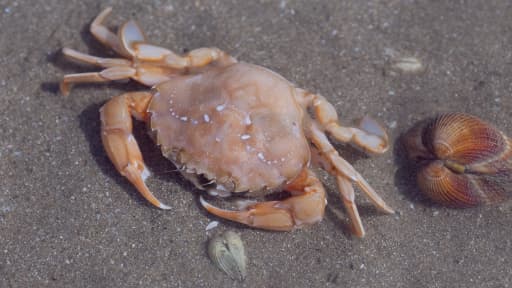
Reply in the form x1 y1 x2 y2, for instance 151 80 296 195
100 91 171 210
90 7 234 69
89 6 132 58
295 90 389 154
200 169 326 231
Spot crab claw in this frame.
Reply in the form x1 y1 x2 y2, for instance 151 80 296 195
199 169 327 231
200 196 295 231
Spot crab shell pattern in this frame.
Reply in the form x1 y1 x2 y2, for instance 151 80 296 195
60 7 394 237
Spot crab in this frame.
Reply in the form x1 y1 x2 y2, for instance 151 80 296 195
60 7 394 237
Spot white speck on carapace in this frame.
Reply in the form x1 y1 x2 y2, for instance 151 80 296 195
203 114 210 123
244 115 252 125
215 137 221 142
240 134 251 140
257 152 265 160
180 116 188 121
192 119 199 125
216 104 225 111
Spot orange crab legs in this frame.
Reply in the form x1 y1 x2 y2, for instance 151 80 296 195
295 89 393 237
200 169 326 231
100 91 172 209
60 7 232 95
295 89 389 154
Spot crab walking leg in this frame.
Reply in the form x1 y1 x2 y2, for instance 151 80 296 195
100 91 171 210
200 169 326 231
309 122 394 215
115 16 232 68
296 90 389 154
60 67 136 96
131 44 230 69
310 146 366 237
61 48 132 68
336 176 365 237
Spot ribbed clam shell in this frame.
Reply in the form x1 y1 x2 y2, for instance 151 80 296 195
424 113 509 165
404 113 512 207
417 161 509 207
208 231 247 281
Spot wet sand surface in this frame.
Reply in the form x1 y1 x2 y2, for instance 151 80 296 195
1 1 511 287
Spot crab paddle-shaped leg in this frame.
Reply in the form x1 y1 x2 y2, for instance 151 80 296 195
60 7 394 238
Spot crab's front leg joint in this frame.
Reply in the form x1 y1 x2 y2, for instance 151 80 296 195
200 169 326 231
100 91 171 210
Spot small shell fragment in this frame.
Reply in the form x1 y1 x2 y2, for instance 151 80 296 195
391 57 424 74
208 231 247 281
205 221 219 231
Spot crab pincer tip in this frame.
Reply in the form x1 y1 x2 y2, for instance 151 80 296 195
159 202 172 210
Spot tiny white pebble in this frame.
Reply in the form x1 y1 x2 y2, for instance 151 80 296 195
203 114 210 123
205 221 219 231
240 134 251 140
